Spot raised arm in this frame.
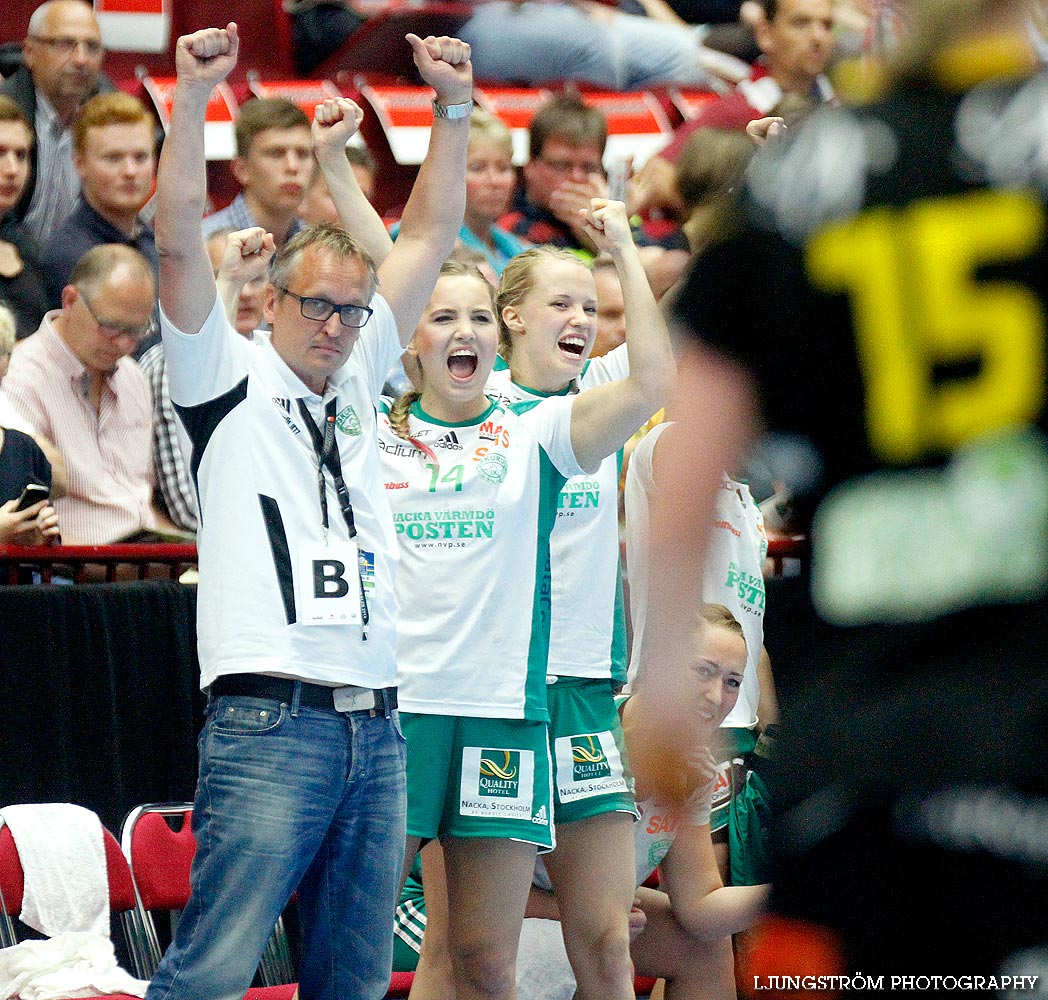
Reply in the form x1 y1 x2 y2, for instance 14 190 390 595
379 33 472 345
214 226 276 325
155 24 240 334
568 199 676 470
312 98 394 267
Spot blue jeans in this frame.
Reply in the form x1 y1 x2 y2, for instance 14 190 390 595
144 688 407 1000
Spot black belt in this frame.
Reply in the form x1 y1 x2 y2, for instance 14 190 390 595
209 674 397 716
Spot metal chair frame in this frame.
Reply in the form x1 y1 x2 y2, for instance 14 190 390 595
119 802 295 985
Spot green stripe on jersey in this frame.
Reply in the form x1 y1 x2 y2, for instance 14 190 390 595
525 451 568 718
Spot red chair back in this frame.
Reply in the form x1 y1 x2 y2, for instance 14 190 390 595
127 809 196 911
0 826 25 913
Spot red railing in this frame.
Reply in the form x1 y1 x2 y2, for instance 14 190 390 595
0 544 198 584
0 537 806 585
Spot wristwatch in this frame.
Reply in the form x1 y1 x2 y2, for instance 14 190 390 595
432 98 474 120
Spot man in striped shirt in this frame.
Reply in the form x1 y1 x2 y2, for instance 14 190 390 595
4 243 176 543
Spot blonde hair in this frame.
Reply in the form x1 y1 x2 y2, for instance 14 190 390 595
468 107 514 160
270 224 377 300
700 602 747 655
387 260 494 457
495 247 590 361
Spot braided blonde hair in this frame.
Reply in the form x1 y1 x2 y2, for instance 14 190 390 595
387 260 494 463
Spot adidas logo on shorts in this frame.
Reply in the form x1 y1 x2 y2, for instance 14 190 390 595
532 805 548 825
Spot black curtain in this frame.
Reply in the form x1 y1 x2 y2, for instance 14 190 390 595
0 581 204 835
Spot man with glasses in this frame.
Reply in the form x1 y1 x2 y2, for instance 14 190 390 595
3 243 174 543
149 21 472 1000
501 94 610 255
1 0 114 243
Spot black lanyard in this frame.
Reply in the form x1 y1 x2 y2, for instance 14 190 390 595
297 398 370 635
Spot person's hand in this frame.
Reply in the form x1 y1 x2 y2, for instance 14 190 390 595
579 198 633 256
217 227 276 289
548 174 609 227
312 98 365 161
35 503 60 546
628 155 682 217
628 899 647 942
174 23 239 90
406 34 473 107
0 499 59 546
746 116 786 146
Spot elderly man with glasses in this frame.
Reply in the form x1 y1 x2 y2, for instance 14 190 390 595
3 243 176 544
1 0 114 243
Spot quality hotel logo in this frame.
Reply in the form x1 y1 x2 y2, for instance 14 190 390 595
479 750 520 798
571 736 611 781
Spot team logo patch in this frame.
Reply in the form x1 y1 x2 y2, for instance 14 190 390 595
460 746 535 819
477 453 508 485
571 735 612 781
554 731 628 803
336 405 362 435
479 750 520 798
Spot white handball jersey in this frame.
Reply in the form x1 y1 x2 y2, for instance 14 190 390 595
487 344 631 686
625 421 768 728
160 294 403 691
378 394 586 720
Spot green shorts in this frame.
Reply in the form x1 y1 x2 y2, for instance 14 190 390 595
710 726 757 834
546 677 638 825
710 726 772 886
402 712 555 849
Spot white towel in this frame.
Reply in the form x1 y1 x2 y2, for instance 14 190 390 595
0 806 108 939
515 919 576 1000
0 931 149 999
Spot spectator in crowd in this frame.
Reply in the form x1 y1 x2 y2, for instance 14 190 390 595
591 256 627 357
634 0 834 213
0 0 113 243
3 244 170 544
393 109 528 276
139 227 268 533
500 95 610 255
459 109 529 274
502 95 691 282
459 0 751 91
299 142 377 225
0 97 48 340
202 96 312 246
150 22 472 1000
42 91 158 308
0 302 60 546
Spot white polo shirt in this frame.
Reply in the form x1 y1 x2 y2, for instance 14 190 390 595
160 294 402 691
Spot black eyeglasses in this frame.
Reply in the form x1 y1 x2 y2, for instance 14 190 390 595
29 35 104 56
77 290 153 342
277 288 374 329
